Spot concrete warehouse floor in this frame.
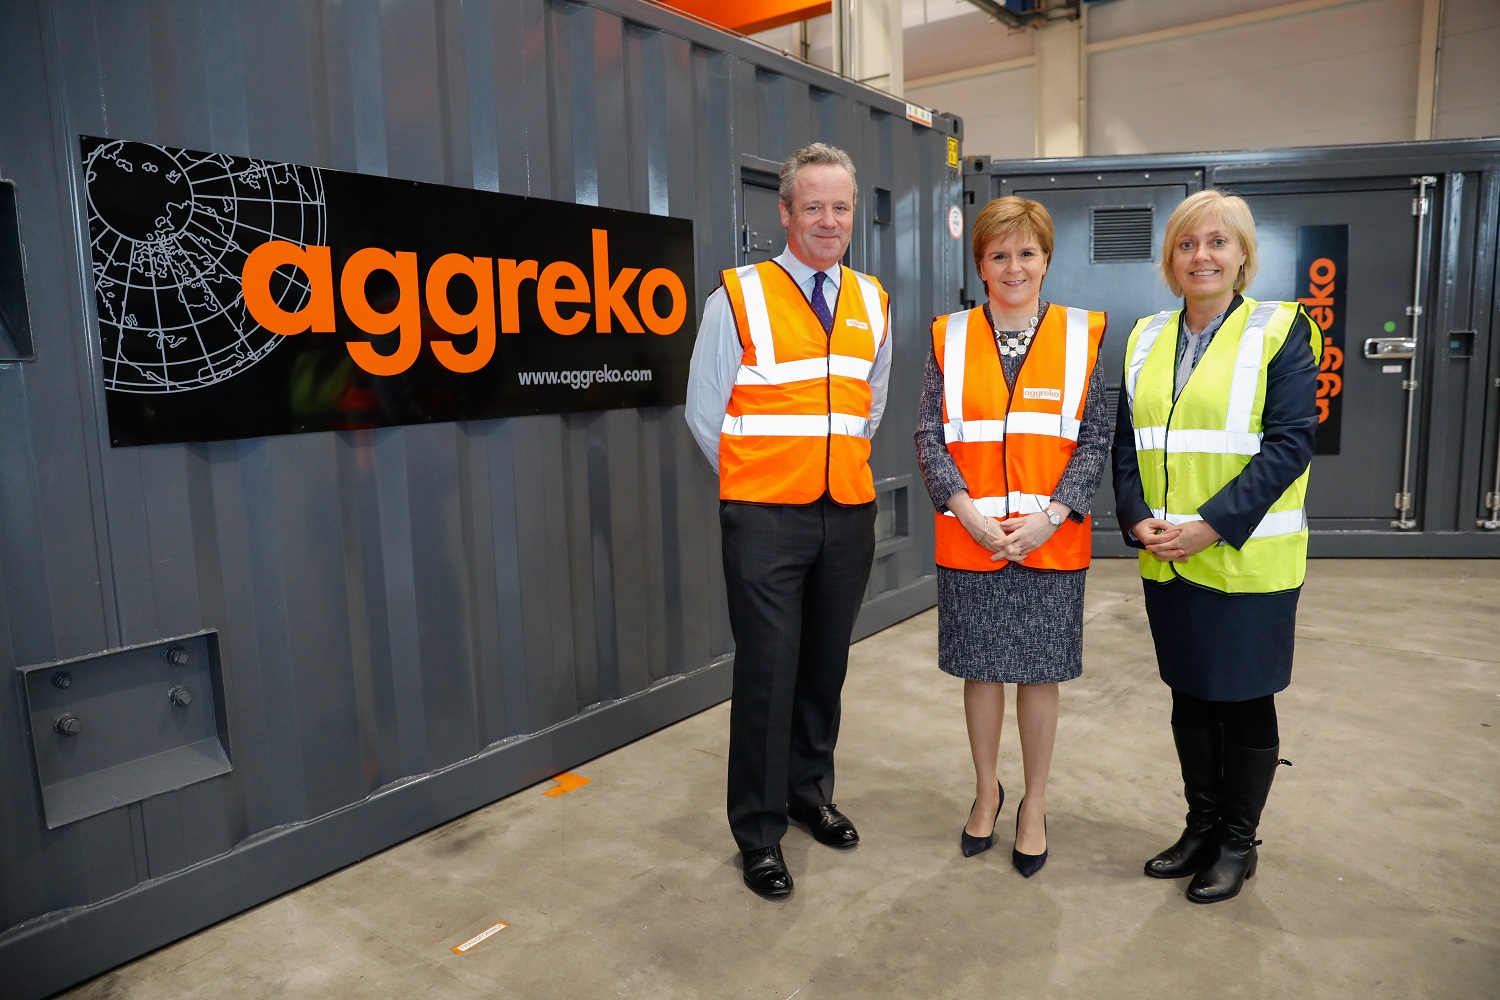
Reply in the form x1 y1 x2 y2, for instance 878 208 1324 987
59 559 1499 999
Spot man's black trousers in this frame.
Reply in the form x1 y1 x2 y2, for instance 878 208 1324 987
720 496 876 852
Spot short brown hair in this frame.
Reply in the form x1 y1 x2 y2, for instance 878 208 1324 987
779 143 858 206
971 196 1055 278
1160 190 1259 297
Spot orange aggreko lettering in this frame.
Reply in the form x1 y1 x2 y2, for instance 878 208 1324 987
497 258 538 334
426 254 497 373
242 241 336 335
1315 341 1344 426
638 267 687 335
538 261 590 335
1299 257 1335 329
340 248 424 376
1301 258 1341 425
592 229 643 333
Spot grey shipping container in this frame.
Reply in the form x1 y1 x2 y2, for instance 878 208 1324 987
0 1 962 995
964 141 1500 557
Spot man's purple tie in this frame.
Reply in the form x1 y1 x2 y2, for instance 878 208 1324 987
811 271 834 335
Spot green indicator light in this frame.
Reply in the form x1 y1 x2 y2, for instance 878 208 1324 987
1384 321 1397 332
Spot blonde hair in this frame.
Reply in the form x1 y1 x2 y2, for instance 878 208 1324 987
971 196 1054 278
1160 190 1259 297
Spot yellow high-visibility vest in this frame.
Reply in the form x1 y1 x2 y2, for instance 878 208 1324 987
1124 297 1322 593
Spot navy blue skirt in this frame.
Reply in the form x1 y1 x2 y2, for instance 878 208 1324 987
1142 576 1300 702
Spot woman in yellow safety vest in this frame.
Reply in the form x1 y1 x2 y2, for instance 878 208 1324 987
916 196 1109 878
1112 189 1322 904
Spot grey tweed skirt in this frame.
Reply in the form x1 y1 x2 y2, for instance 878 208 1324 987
937 565 1086 684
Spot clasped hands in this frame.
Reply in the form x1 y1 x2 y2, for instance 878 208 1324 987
964 510 1059 564
1131 517 1220 562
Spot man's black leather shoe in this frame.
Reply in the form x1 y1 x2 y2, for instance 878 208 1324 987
788 803 859 848
741 846 793 897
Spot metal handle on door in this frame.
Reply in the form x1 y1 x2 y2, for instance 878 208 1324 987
1363 337 1415 360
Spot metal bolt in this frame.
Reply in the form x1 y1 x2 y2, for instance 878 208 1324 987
54 714 81 736
164 645 191 666
169 685 193 707
51 672 72 689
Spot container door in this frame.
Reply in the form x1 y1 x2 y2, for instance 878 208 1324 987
1242 187 1424 528
741 177 781 265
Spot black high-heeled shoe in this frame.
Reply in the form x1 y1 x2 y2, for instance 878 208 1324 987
960 781 1004 857
1011 797 1048 877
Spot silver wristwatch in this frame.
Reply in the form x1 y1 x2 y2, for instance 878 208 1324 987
1046 509 1064 527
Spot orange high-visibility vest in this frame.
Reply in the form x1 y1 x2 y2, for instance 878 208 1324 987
932 303 1106 571
719 261 890 504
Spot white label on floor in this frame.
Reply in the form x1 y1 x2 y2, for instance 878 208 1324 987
452 921 508 954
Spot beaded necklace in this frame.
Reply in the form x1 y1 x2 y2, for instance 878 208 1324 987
987 300 1048 358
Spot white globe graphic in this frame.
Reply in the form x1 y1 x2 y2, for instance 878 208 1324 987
84 140 327 393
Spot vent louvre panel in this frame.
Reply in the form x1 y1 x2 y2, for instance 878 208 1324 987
1091 206 1154 263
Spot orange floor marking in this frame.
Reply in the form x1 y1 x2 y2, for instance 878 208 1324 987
543 771 591 797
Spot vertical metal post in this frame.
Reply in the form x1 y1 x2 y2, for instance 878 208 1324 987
831 0 849 79
1482 374 1500 528
1393 174 1437 530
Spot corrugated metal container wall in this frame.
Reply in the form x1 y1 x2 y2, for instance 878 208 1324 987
0 1 960 994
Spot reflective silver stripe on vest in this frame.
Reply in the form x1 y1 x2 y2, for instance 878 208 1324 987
944 418 1005 444
1124 310 1174 406
1007 491 1052 515
736 357 823 385
852 270 887 350
735 354 873 385
1005 410 1064 438
1151 507 1308 539
828 412 873 438
1136 426 1262 456
828 354 874 380
942 491 1053 519
734 264 776 366
1226 300 1283 435
940 309 970 441
1058 306 1090 441
722 412 871 439
1134 425 1167 451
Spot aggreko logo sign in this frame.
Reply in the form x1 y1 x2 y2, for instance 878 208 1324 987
242 228 688 376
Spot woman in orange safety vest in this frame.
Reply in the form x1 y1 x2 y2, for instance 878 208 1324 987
915 196 1109 877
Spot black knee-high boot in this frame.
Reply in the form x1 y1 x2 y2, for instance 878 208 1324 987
1186 742 1286 903
1145 724 1222 879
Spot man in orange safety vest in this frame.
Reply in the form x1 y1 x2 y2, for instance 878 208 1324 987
685 142 892 899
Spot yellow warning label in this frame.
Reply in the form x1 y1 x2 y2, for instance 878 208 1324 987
947 136 960 169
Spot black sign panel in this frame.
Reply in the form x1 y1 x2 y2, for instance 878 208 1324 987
80 136 697 446
1295 224 1346 455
